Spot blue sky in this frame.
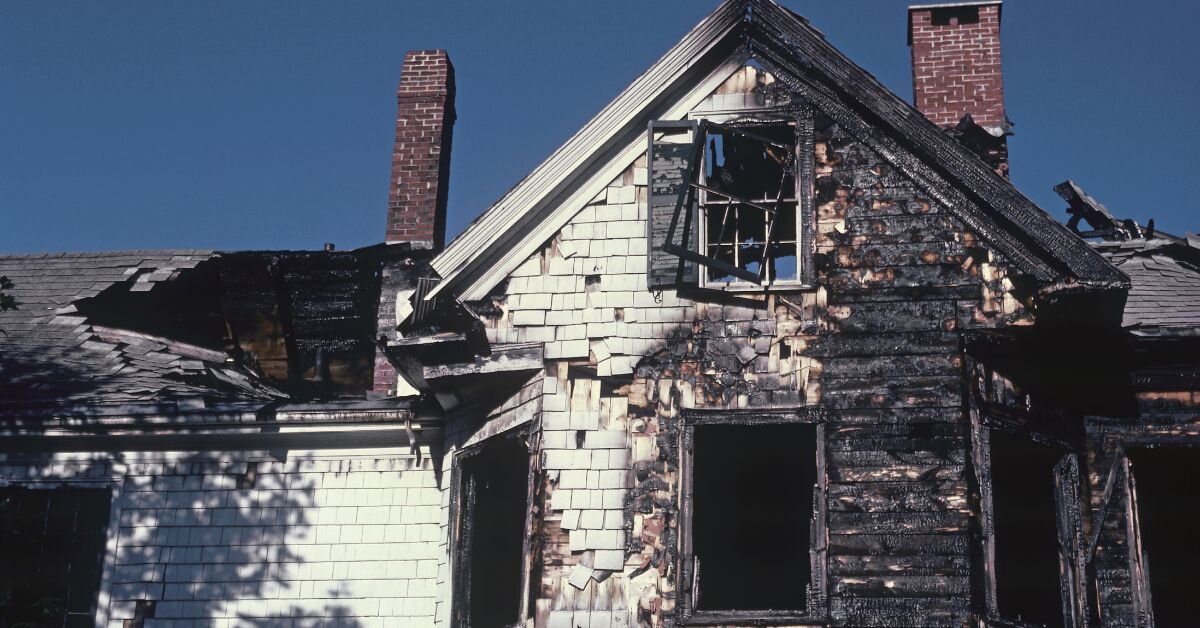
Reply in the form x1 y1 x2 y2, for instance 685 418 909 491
2 1 1197 254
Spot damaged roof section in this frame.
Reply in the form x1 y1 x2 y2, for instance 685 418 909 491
0 246 402 420
0 250 277 417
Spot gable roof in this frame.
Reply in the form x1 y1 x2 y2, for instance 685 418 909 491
431 0 1126 302
0 250 285 418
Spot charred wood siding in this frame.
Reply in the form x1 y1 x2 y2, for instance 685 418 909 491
814 122 987 626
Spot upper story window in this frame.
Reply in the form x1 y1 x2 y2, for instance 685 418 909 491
646 90 814 292
698 122 799 286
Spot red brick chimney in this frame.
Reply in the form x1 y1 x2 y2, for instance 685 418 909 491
385 49 455 250
908 2 1006 131
373 50 455 398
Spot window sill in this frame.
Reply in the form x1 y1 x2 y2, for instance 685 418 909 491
699 281 816 293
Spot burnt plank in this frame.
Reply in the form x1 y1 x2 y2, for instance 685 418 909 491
829 512 968 535
829 241 968 269
822 301 957 334
828 554 968 577
800 332 959 358
828 533 968 557
832 574 970 597
822 354 961 379
828 481 968 513
827 450 964 483
820 376 963 410
830 596 972 627
825 265 977 291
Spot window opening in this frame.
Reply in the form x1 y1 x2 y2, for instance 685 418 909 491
1127 448 1200 627
659 120 800 287
681 419 821 620
699 123 798 285
454 435 533 628
0 486 111 628
989 430 1065 627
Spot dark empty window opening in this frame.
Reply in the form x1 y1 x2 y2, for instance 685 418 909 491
931 5 980 26
455 436 532 628
0 486 111 628
989 430 1064 627
700 124 799 285
1128 448 1200 628
689 422 817 613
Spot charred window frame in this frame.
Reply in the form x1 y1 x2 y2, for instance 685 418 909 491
969 414 1088 628
449 424 539 628
676 409 828 625
647 106 815 292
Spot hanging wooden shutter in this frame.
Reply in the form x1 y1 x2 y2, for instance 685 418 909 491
647 120 702 289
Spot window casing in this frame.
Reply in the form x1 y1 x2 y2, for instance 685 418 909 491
676 410 827 625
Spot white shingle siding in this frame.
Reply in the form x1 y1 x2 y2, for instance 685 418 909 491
0 451 446 628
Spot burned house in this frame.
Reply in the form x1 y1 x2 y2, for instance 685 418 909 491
2 1 1199 627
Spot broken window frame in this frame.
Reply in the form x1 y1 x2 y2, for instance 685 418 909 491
448 424 539 628
649 105 815 291
675 408 828 625
969 410 1089 628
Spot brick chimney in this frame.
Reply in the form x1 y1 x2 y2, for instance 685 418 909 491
373 50 455 398
385 49 456 250
909 2 1009 176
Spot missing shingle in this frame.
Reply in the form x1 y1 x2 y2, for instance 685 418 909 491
237 462 259 489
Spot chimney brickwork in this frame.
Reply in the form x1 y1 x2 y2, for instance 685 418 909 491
385 50 456 249
374 50 456 397
908 2 1005 132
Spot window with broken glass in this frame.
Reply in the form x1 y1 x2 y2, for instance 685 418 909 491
676 410 827 624
647 110 813 291
699 123 799 285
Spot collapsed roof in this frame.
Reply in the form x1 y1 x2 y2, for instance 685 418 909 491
0 246 420 420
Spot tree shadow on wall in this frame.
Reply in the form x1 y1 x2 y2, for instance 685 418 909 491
115 452 370 627
1 450 369 628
